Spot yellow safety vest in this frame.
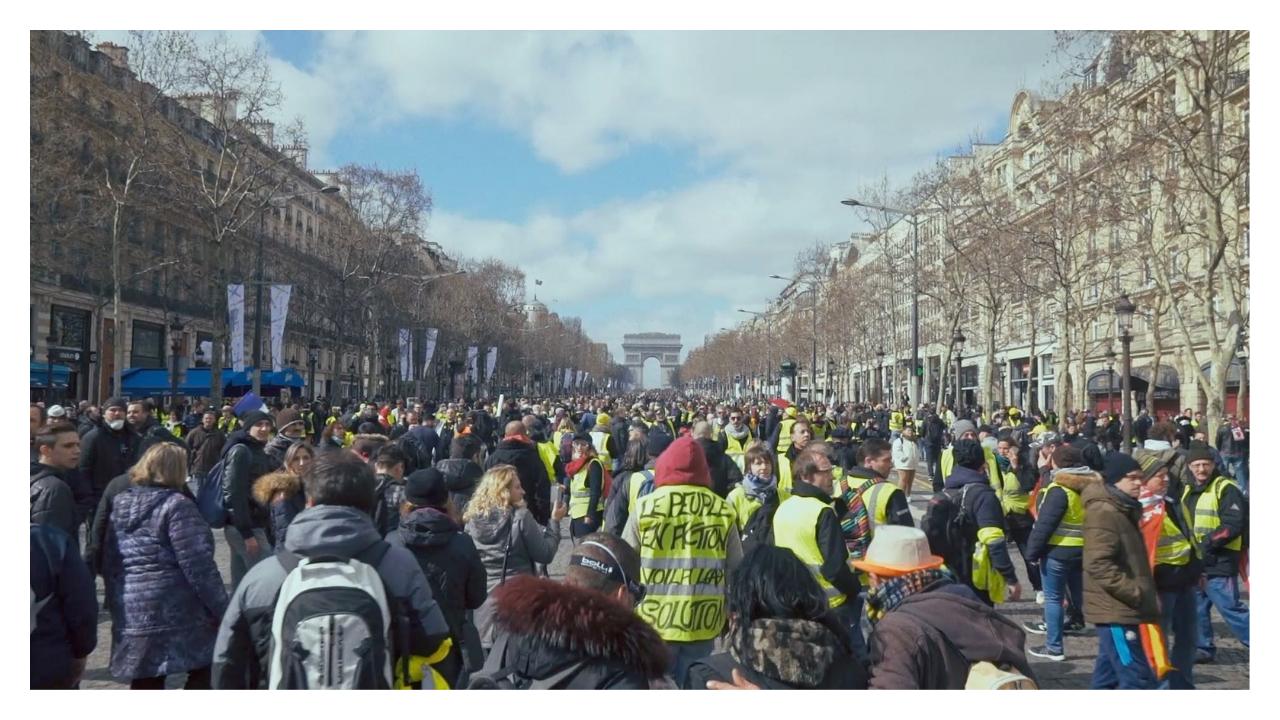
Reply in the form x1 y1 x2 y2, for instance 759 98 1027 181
1038 482 1084 548
941 446 1002 499
536 440 559 485
862 480 901 531
889 411 905 432
777 452 794 501
810 420 829 441
1182 476 1243 553
776 418 797 454
723 433 753 473
570 457 606 520
999 469 1030 515
342 431 355 449
589 430 612 468
1155 511 1194 567
773 495 846 609
218 417 241 433
635 485 736 643
553 430 570 450
725 484 766 531
626 469 654 516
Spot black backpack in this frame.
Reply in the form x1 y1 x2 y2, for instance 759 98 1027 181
740 491 781 555
398 432 429 474
921 485 976 583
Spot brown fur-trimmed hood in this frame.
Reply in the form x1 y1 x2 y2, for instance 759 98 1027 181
252 469 302 506
491 574 671 679
1050 469 1102 494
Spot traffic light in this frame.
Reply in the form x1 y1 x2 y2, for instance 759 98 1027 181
916 364 924 377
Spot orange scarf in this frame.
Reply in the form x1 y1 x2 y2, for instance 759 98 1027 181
1137 491 1173 681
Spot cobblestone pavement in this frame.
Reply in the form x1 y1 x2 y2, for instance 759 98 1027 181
80 470 1249 689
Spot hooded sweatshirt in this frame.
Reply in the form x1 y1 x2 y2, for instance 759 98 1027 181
211 505 452 689
388 507 487 650
944 466 1017 585
1081 482 1160 626
1026 468 1100 563
437 458 484 516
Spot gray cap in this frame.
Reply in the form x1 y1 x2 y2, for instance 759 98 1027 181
951 419 977 437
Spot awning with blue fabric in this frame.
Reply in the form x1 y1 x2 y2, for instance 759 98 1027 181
121 367 305 396
30 361 71 388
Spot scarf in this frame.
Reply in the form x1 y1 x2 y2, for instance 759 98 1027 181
864 568 954 625
564 455 597 478
725 423 751 442
741 473 777 503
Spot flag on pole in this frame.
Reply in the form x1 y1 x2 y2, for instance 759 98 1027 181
466 346 479 383
399 329 413 381
421 328 438 380
269 284 292 372
485 347 498 382
227 284 246 372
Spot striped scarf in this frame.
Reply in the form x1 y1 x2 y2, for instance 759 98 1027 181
837 475 876 560
864 568 954 625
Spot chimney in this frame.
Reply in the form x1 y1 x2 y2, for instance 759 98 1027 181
281 144 309 170
247 120 275 146
95 42 130 71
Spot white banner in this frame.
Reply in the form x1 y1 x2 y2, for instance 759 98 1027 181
399 329 413 381
466 345 479 383
485 347 498 382
269 284 292 372
563 367 572 390
576 370 584 388
421 328 438 380
227 284 246 372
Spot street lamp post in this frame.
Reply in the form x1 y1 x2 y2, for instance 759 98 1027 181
875 348 885 404
45 334 56 404
1115 294 1136 453
951 330 966 412
769 275 820 403
346 362 357 403
996 356 1006 408
169 315 183 406
1105 349 1117 414
307 341 320 402
251 185 340 397
843 198 922 410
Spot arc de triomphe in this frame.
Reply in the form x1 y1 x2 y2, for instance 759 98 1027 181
622 333 682 389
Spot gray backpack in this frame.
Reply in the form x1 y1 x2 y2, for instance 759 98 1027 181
268 543 398 689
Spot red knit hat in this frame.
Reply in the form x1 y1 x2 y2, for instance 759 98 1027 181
654 435 712 489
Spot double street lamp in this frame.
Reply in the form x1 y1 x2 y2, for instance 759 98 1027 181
307 341 320 401
951 330 966 410
843 198 922 410
169 315 184 404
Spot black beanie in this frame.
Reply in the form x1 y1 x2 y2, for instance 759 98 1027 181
647 430 674 459
953 438 986 470
1102 452 1141 485
104 396 128 411
241 410 274 430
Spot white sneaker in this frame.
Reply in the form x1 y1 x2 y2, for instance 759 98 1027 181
1036 591 1045 606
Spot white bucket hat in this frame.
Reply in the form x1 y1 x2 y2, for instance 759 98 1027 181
851 525 944 577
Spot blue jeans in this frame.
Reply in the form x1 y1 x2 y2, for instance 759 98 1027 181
1091 624 1157 689
666 639 715 687
1224 457 1248 496
1158 586 1198 689
1042 555 1083 654
835 595 868 667
1196 575 1250 655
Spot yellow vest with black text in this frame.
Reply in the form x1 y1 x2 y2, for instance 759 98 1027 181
773 495 846 609
1182 476 1243 553
570 457 607 520
635 485 736 642
776 418 797 454
1038 482 1084 547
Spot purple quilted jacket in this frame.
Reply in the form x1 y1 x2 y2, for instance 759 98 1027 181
104 485 228 680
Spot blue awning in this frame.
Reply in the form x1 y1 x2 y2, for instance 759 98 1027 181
120 368 174 396
223 368 305 390
30 361 71 388
119 367 306 396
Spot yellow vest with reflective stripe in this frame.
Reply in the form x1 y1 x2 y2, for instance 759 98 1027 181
999 469 1030 515
570 457 606 519
862 480 900 532
776 418 797 454
589 430 612 467
536 440 558 485
773 495 846 609
635 485 736 642
627 469 654 517
1155 512 1194 567
1182 476 1243 553
1039 482 1084 547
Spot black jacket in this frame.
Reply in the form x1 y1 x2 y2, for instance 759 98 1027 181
30 463 78 546
944 466 1017 586
372 472 407 538
697 437 742 499
1026 469 1097 564
30 524 97 689
843 467 913 529
831 441 859 473
486 437 551 525
437 458 484 516
221 433 281 538
482 574 669 689
788 480 861 601
185 426 226 475
135 417 187 456
78 421 138 501
387 507 487 655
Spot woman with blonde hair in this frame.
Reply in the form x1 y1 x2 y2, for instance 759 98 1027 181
464 464 567 649
103 443 228 689
252 442 312 548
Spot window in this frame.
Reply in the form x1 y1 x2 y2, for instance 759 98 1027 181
51 305 90 349
130 320 165 369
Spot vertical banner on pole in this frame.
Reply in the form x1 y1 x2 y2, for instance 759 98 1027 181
269 284 292 372
563 368 572 390
399 329 413 381
466 346 479 383
227 284 246 372
485 347 498 383
421 328 438 380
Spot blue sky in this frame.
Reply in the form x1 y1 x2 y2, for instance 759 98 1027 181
123 31 1069 363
